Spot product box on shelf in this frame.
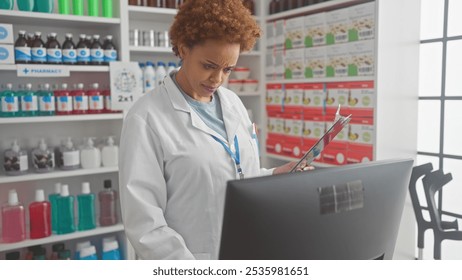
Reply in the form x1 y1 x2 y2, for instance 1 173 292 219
302 114 325 145
348 2 375 42
326 44 350 78
265 52 275 81
326 8 350 45
0 44 14 64
304 12 327 48
303 83 325 116
285 16 304 50
0 23 14 44
266 112 285 155
348 39 375 77
266 83 284 112
304 46 326 79
282 113 303 158
323 145 347 165
348 81 375 117
284 83 304 113
325 82 350 116
274 20 285 51
274 50 285 81
346 116 374 164
284 48 304 80
324 119 349 150
266 22 275 50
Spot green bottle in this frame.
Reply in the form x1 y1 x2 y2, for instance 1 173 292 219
0 83 20 118
37 83 55 116
19 83 39 117
49 182 61 234
102 0 113 18
17 0 35 11
36 0 54 13
56 184 76 235
72 0 84 15
58 0 70 14
0 0 13 10
77 182 96 231
87 0 99 17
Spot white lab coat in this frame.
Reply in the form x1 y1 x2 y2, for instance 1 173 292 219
119 72 273 260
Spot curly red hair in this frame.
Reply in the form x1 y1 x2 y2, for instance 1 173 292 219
169 0 262 56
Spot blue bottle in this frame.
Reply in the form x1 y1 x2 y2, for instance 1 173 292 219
56 184 75 234
75 240 91 259
77 182 96 231
102 238 121 260
79 245 98 260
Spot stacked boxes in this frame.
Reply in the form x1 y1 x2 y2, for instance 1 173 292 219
0 23 14 64
266 81 375 165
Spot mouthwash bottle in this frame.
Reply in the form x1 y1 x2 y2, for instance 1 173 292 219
87 83 104 114
76 34 90 65
55 83 73 115
0 0 13 9
99 179 118 226
0 83 20 118
72 83 88 114
62 33 77 65
79 245 98 260
20 83 39 117
36 0 54 13
31 138 55 173
38 83 56 116
56 184 75 234
15 30 32 64
29 189 52 239
90 34 104 65
17 0 34 11
77 182 96 231
3 140 28 176
103 35 117 65
1 189 26 243
102 238 121 260
31 32 47 64
46 33 62 64
49 182 61 233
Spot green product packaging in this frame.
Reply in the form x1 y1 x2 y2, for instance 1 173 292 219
72 0 84 15
102 0 113 18
58 0 70 14
87 0 99 17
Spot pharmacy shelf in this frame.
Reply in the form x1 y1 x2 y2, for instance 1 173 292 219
129 46 173 54
0 224 124 253
0 65 109 72
0 166 118 184
128 5 177 21
236 91 261 97
268 76 375 84
266 153 334 168
266 0 367 21
0 113 124 124
0 9 120 28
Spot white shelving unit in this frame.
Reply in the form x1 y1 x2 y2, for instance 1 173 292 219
0 1 126 260
0 224 124 253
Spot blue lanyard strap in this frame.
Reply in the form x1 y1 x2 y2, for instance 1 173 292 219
211 135 244 179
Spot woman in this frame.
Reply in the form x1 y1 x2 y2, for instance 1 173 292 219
119 0 305 260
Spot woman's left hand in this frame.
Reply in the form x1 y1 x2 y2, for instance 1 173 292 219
273 160 315 175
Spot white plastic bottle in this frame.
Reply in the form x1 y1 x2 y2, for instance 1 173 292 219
167 61 176 74
102 136 119 167
144 61 156 93
61 137 80 170
156 61 167 86
80 138 101 169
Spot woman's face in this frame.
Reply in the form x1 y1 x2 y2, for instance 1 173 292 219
176 39 240 102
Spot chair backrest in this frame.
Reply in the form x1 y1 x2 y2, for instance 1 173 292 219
409 163 434 225
422 170 453 231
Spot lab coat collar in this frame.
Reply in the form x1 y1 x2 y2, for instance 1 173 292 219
164 72 240 145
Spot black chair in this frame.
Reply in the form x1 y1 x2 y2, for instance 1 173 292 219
422 169 462 260
408 163 458 259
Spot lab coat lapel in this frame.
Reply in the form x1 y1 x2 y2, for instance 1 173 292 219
218 88 240 146
164 73 227 141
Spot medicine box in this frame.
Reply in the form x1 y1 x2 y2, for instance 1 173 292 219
0 44 14 64
0 23 14 44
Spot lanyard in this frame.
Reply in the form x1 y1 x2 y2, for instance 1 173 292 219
212 135 244 179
